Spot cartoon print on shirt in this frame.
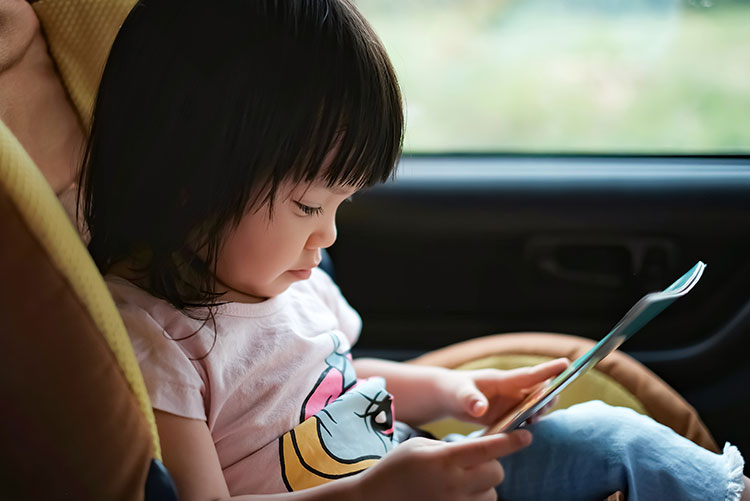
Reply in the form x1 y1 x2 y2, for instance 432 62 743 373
299 332 358 421
279 333 396 491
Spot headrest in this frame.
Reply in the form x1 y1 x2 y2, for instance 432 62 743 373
32 0 137 129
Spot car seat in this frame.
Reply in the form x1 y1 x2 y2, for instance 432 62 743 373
0 0 718 499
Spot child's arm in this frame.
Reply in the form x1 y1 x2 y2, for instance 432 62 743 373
352 359 457 425
155 409 531 501
154 409 354 501
352 357 569 427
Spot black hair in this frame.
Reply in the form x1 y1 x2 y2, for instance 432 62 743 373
79 0 403 312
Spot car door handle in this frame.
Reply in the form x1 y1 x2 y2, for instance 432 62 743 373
526 236 677 288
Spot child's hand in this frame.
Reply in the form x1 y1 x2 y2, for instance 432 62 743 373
356 430 532 501
440 358 570 427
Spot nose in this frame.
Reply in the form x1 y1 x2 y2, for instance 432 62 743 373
307 216 337 250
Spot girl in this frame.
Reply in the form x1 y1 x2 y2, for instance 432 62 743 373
78 0 748 500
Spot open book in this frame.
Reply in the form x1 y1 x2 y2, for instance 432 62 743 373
485 260 706 435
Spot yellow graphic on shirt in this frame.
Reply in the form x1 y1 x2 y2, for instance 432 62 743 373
279 376 395 492
279 416 380 491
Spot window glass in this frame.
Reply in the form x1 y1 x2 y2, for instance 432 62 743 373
357 0 750 154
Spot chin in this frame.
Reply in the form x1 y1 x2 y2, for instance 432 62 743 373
266 279 296 297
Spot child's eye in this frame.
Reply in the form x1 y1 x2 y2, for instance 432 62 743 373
294 201 323 216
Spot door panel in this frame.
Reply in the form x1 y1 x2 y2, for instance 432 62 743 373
329 154 750 459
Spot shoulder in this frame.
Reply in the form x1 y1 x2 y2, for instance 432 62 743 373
297 267 362 344
302 267 342 299
106 274 161 306
308 266 336 287
105 275 178 330
105 275 208 419
295 267 353 316
105 274 162 323
104 274 208 357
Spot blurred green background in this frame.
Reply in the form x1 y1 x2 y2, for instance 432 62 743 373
356 0 750 154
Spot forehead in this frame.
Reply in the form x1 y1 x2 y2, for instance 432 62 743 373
287 179 359 198
327 184 357 196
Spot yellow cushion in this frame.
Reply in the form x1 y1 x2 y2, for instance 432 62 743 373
21 0 160 458
32 0 137 129
0 117 160 460
421 354 647 439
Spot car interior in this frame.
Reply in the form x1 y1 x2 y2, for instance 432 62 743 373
1 0 747 499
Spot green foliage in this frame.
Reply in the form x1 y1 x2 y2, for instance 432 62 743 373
357 0 750 153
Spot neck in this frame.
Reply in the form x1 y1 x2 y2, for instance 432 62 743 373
211 276 269 304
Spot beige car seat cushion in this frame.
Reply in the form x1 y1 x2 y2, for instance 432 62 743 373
411 332 719 453
0 117 161 460
0 122 154 498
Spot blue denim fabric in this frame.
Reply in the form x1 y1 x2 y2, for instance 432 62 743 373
480 401 745 501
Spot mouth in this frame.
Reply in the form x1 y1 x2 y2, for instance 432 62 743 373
289 268 314 280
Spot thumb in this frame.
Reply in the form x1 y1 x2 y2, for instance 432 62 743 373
449 430 533 468
459 384 488 417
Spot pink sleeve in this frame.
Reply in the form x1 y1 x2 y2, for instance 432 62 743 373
118 304 207 420
312 268 362 345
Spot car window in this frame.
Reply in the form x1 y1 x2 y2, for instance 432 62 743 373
356 0 750 154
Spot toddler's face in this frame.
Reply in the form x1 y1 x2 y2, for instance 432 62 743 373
213 180 357 303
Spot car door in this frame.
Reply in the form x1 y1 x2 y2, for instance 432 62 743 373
336 0 750 470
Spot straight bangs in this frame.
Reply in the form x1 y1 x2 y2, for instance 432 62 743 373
253 0 404 210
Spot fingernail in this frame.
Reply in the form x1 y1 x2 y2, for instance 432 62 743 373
472 399 487 414
518 430 533 445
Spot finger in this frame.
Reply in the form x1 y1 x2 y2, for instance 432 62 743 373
527 395 560 424
448 430 532 468
458 385 489 417
519 380 550 397
464 459 504 494
539 395 559 414
528 358 569 379
527 411 546 425
464 390 490 417
511 358 569 387
399 436 444 451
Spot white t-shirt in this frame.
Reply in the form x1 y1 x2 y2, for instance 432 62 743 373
106 268 396 494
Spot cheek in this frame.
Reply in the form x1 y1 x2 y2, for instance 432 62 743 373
218 215 304 281
224 232 271 278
